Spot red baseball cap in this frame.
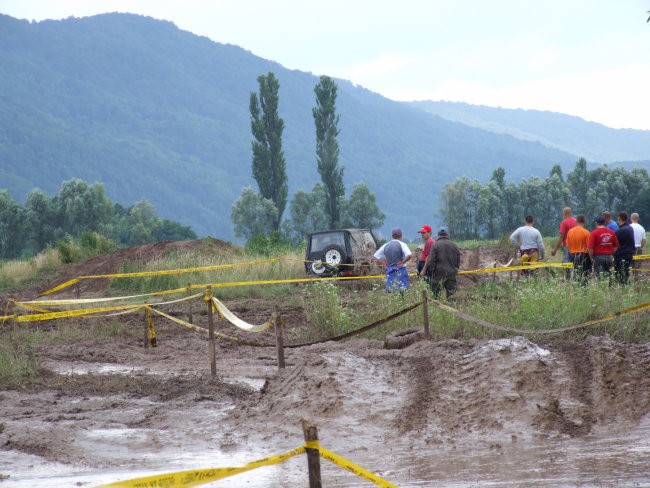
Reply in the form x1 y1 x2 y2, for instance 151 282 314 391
418 225 432 233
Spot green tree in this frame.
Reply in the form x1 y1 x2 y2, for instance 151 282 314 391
342 182 385 229
313 75 344 228
567 158 589 213
23 188 56 255
0 190 24 258
231 187 279 241
55 179 113 237
249 72 287 231
285 183 328 244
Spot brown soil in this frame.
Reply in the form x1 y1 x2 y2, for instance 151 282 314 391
1 240 649 487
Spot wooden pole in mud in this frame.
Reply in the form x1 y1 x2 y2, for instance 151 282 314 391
422 290 430 338
206 286 217 377
302 420 322 488
273 304 285 369
143 307 149 349
187 282 193 324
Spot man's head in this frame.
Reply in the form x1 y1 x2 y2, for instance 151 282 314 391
576 214 586 226
595 215 606 226
563 207 572 218
631 212 640 223
618 211 628 224
417 225 432 239
524 215 534 225
603 211 612 222
438 226 448 237
391 227 403 239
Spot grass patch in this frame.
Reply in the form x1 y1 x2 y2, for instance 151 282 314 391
0 248 63 292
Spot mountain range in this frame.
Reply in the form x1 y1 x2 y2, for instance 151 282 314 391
1 13 649 241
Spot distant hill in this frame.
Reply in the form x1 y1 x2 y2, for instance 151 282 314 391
410 101 650 165
0 13 619 240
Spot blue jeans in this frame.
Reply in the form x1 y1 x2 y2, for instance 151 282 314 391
562 246 572 279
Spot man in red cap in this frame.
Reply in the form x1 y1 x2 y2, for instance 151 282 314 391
416 224 435 282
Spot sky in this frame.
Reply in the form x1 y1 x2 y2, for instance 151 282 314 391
3 0 650 130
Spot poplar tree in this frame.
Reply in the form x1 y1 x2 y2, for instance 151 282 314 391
249 72 287 231
313 75 344 228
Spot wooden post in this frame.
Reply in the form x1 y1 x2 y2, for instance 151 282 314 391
206 286 217 377
143 306 149 349
422 290 430 338
274 304 285 369
75 282 81 299
187 282 193 324
302 420 322 488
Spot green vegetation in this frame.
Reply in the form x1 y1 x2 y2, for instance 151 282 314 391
0 178 196 260
442 159 650 240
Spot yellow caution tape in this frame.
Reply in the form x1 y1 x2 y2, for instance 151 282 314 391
211 297 273 332
315 444 399 488
14 291 203 310
12 304 145 323
94 445 306 488
40 258 284 296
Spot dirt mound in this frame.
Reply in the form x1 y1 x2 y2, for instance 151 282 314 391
25 238 235 299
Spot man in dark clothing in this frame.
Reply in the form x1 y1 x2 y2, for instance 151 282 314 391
614 211 636 286
422 226 461 299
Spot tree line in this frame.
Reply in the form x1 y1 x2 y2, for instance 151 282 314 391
0 178 196 259
440 158 650 239
231 73 385 245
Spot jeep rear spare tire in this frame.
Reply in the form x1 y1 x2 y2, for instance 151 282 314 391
322 244 346 267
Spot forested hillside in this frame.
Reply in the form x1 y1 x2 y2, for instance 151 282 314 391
0 13 603 240
411 101 650 165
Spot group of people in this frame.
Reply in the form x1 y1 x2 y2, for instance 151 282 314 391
373 225 460 298
372 206 646 297
511 207 646 286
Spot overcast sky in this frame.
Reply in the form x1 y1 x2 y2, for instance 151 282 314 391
3 0 650 130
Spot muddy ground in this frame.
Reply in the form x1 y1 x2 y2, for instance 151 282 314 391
1 241 649 487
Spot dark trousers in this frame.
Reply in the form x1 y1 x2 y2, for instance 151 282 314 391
430 273 457 299
571 252 591 286
614 253 634 286
593 254 613 284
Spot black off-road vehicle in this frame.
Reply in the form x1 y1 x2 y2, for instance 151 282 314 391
305 228 381 277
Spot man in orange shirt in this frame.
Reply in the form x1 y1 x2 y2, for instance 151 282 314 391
551 207 577 280
566 214 591 285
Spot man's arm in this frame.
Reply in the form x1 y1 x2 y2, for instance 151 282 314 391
551 232 566 256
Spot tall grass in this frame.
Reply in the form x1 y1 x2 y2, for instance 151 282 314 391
0 247 62 291
108 249 308 299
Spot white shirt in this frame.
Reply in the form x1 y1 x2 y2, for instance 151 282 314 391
630 222 646 248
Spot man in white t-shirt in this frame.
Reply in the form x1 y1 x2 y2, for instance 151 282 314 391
630 213 646 274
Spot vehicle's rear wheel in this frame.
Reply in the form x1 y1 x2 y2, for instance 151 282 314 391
310 261 328 275
322 244 346 267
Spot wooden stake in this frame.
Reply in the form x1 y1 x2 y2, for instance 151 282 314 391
206 286 216 377
187 282 193 324
143 307 149 349
274 304 285 369
422 290 430 338
302 420 322 488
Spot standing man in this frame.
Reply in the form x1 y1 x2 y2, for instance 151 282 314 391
416 224 435 281
630 212 646 258
588 215 619 283
422 226 460 299
603 211 619 232
551 207 577 279
614 211 635 286
510 215 545 275
566 214 591 286
373 227 412 293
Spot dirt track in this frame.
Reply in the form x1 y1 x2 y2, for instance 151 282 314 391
1 241 650 487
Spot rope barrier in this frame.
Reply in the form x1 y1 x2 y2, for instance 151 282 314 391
431 299 650 335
